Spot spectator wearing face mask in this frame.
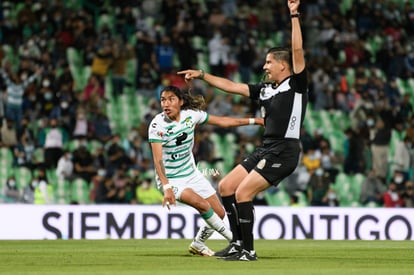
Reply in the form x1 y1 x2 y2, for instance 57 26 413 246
136 177 163 205
369 118 391 182
32 168 54 204
38 118 69 169
2 176 20 202
72 109 91 140
307 167 331 206
38 76 56 117
383 181 404 208
360 169 387 206
390 170 408 193
324 188 339 207
56 150 74 181
302 147 321 174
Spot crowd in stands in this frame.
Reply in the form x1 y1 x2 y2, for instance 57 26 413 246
1 0 414 208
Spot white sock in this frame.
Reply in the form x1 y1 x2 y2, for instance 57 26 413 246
194 225 215 244
204 211 232 242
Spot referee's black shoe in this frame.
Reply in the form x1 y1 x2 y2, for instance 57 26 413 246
223 249 258 261
214 242 241 258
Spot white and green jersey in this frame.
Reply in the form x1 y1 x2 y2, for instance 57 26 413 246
148 109 209 179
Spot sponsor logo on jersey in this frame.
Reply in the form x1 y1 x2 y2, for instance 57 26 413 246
171 151 190 160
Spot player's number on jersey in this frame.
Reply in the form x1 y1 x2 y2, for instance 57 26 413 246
175 132 188 146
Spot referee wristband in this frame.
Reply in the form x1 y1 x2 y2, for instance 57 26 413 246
198 69 205 80
162 184 172 192
249 118 255 125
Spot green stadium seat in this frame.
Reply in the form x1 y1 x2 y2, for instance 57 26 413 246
407 78 414 96
54 178 71 204
14 167 32 189
265 189 290 206
333 172 354 206
395 77 408 95
328 130 345 154
209 132 224 159
346 67 355 88
71 178 90 204
388 129 405 161
340 0 353 15
350 173 365 202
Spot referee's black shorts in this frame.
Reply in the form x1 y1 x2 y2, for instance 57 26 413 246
240 139 301 186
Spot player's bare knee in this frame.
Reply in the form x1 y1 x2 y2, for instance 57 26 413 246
218 178 236 196
235 189 252 203
193 199 211 213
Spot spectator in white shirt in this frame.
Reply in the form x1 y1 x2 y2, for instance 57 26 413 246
56 150 74 181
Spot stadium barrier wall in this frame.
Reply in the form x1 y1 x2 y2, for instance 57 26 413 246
0 204 413 240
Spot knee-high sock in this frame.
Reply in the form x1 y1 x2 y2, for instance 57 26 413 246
237 201 255 252
194 224 215 244
221 194 240 242
201 208 232 242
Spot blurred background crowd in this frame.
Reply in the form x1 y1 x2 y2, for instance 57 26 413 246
1 0 414 208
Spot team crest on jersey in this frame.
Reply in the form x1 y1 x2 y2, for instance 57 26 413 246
183 116 194 127
257 159 266 170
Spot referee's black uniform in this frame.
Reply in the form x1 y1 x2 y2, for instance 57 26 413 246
241 69 308 186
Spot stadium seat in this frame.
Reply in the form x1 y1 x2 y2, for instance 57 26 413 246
345 68 355 88
328 130 346 154
388 129 405 162
395 78 408 95
333 172 354 206
0 147 13 167
265 189 291 206
209 132 224 159
70 178 90 204
54 178 71 204
350 173 365 202
14 167 32 189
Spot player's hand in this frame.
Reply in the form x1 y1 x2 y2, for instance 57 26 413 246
177 69 200 83
162 189 176 210
288 0 300 13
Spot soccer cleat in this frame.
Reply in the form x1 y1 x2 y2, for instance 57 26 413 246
214 242 241 258
223 249 258 261
188 241 215 257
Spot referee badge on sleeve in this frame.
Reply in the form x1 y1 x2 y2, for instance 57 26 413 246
257 159 266 170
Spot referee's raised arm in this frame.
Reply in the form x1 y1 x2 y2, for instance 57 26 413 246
289 0 305 74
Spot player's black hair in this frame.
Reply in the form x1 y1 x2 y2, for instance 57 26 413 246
160 85 205 110
267 46 292 65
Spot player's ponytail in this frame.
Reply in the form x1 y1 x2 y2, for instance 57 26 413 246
182 87 205 110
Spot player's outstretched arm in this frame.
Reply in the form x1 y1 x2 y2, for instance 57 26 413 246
207 115 264 128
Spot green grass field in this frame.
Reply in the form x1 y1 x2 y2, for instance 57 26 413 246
0 239 413 275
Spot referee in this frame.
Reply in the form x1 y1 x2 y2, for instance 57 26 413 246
178 0 307 261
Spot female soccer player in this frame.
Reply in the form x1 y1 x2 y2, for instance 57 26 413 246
148 85 263 256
